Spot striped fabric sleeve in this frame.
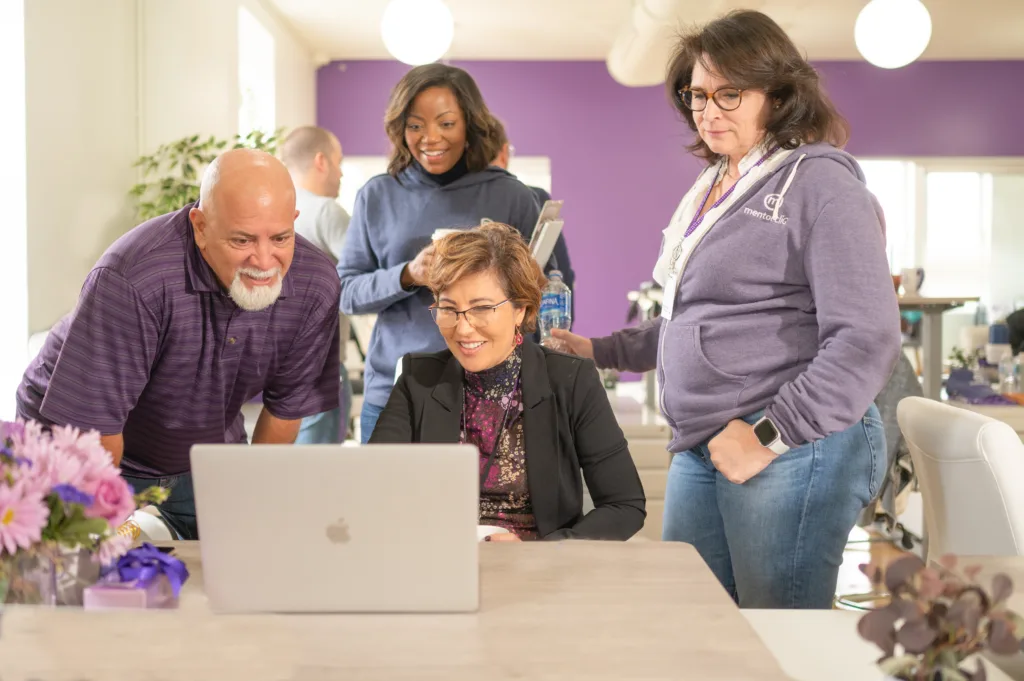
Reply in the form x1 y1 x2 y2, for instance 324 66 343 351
262 284 343 421
39 267 161 434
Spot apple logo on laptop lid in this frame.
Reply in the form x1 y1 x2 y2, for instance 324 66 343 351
325 518 351 544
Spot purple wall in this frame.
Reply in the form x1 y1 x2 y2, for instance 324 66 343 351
318 59 1024 347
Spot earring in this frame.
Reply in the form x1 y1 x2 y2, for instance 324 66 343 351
515 326 524 346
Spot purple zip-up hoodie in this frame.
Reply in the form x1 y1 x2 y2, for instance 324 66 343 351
592 142 901 454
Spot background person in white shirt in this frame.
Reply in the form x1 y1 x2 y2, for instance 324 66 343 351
281 125 353 442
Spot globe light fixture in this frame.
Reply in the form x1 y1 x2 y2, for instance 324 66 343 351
854 0 933 69
380 0 455 66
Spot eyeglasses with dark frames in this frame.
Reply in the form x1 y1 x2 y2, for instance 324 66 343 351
679 86 746 112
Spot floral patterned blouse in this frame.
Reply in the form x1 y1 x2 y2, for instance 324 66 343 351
461 346 538 539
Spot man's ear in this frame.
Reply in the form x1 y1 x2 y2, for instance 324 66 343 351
313 151 327 172
189 207 208 249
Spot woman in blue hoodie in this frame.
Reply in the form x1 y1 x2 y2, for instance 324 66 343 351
337 65 541 442
553 10 901 609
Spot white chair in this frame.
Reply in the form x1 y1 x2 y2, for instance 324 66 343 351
897 396 1024 561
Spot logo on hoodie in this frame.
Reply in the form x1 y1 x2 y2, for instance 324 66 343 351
743 193 789 225
764 194 784 211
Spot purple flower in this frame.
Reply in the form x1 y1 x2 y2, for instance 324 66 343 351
53 483 94 506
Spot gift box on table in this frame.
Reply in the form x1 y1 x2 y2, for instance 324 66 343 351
83 543 189 610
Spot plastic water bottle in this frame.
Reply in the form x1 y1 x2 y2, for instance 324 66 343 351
539 270 572 351
999 353 1023 394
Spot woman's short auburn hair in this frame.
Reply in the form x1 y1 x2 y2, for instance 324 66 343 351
665 10 850 163
384 64 504 178
428 223 548 333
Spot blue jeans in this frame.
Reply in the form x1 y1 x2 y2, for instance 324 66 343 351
296 373 353 444
662 405 886 609
122 472 198 540
360 401 386 443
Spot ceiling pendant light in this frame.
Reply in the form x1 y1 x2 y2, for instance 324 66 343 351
380 0 455 66
854 0 933 69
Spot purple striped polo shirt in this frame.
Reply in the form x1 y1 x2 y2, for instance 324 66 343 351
16 203 341 476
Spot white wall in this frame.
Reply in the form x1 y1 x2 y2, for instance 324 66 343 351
140 0 315 153
0 0 28 419
25 0 140 333
24 0 316 336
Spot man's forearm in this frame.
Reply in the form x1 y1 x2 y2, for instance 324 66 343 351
252 408 302 444
102 433 124 467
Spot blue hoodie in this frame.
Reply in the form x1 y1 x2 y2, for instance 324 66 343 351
338 163 541 407
592 142 901 454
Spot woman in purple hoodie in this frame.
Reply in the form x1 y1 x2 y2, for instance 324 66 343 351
552 10 901 609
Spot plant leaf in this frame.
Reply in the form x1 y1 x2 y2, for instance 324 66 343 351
991 574 1013 603
942 593 983 639
859 606 900 650
885 554 926 592
893 598 925 623
988 618 1021 655
897 618 938 654
920 568 946 600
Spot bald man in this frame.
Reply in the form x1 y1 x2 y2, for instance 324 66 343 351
17 148 342 539
280 125 352 444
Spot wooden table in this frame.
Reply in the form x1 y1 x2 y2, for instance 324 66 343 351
899 295 980 400
0 541 792 681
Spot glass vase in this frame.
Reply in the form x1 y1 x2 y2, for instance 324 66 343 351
0 552 57 605
0 546 100 606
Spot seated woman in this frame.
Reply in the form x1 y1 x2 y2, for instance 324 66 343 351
370 223 646 541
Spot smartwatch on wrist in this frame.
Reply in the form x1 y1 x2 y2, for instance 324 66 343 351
753 415 790 455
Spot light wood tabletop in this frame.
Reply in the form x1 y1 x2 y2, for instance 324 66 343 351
0 541 794 681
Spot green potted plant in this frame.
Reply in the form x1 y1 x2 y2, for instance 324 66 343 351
949 346 983 372
129 129 281 220
858 553 1024 680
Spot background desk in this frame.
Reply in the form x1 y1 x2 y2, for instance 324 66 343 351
0 541 791 681
899 296 980 400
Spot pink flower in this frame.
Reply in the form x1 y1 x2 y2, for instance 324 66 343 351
94 533 134 566
0 480 50 555
85 475 136 526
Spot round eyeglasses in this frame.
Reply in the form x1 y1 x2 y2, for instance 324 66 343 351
430 299 511 329
679 86 745 112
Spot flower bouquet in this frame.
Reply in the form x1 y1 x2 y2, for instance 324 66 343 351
0 419 168 605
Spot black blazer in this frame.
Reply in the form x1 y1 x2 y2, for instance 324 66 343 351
370 342 646 540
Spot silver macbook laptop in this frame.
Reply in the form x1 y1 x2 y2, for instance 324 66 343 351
190 443 480 614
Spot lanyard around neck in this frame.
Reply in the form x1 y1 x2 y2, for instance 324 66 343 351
668 146 779 275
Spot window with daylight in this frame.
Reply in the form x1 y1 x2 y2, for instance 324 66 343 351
860 156 1024 328
860 160 916 273
923 171 991 299
238 6 275 136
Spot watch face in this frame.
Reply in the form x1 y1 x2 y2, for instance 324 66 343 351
753 418 779 445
